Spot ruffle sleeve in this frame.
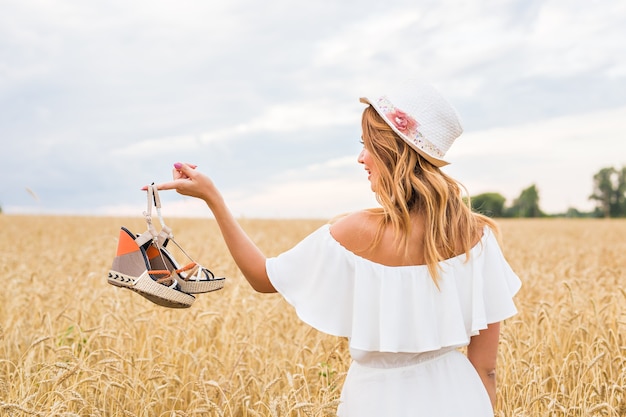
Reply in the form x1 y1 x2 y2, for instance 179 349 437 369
266 225 357 337
266 224 521 353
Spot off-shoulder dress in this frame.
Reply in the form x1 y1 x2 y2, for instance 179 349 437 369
266 224 521 416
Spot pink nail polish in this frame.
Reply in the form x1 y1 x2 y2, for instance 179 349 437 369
174 162 182 169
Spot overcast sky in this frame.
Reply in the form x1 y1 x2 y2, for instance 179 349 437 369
1 0 625 218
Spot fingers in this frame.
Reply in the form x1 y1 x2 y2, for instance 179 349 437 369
174 162 198 173
141 180 180 191
142 162 200 192
172 162 198 180
152 180 179 191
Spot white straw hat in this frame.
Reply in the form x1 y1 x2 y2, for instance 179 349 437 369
360 80 463 167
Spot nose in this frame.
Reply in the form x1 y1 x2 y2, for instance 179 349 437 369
357 148 365 164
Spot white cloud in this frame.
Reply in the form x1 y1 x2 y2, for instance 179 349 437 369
243 100 359 133
110 99 361 157
448 106 626 160
312 10 422 69
225 177 378 219
91 153 376 218
446 106 626 212
220 154 377 218
1 0 626 218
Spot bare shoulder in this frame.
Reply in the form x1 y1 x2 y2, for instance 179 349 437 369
329 210 379 252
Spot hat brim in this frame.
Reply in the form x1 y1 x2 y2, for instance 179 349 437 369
359 97 449 167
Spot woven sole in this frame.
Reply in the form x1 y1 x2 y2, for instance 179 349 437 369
178 277 225 294
108 270 195 309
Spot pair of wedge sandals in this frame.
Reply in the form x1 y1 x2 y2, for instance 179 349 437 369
107 185 225 308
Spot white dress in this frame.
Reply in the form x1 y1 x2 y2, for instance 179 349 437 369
266 224 521 417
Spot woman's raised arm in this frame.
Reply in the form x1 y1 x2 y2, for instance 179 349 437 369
153 162 276 293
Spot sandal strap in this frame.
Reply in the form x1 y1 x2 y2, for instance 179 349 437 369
148 269 178 288
188 264 216 282
149 269 174 285
136 185 174 247
173 261 216 282
134 185 161 247
135 228 169 247
175 262 198 274
151 185 174 240
141 184 213 283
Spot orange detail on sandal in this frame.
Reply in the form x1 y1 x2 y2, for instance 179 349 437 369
175 262 197 273
116 229 140 256
149 269 171 277
145 244 161 260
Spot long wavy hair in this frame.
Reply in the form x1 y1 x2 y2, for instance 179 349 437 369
361 105 499 283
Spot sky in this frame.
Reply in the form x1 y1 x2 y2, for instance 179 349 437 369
1 0 625 218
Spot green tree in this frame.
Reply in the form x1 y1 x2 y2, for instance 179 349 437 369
507 184 544 218
589 166 626 217
564 207 592 218
618 167 626 216
471 192 506 217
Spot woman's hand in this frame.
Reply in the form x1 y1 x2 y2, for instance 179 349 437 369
147 162 219 206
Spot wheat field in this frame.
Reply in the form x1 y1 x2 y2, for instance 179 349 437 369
0 215 625 416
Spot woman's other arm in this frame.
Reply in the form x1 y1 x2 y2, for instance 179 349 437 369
467 322 501 409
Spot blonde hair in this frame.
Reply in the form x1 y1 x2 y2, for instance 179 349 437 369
361 105 499 282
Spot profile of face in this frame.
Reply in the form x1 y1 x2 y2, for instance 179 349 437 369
358 145 378 192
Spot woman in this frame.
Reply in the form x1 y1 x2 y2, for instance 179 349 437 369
154 80 521 416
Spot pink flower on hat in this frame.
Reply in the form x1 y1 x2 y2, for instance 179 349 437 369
386 109 418 137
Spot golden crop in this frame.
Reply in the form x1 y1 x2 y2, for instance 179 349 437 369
0 216 624 416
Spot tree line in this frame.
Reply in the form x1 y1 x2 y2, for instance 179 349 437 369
471 165 626 218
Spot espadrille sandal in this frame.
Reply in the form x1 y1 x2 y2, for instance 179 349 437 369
134 185 225 295
107 227 195 308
